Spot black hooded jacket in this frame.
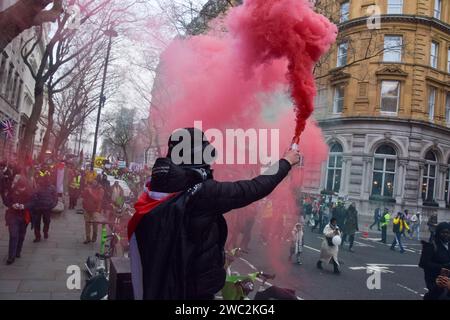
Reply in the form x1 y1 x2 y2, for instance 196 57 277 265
137 157 291 299
419 222 450 299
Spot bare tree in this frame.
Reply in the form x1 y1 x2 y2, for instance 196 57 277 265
18 0 135 163
0 0 65 53
101 106 136 166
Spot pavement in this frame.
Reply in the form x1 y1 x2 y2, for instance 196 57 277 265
0 200 98 300
0 202 433 300
227 216 429 300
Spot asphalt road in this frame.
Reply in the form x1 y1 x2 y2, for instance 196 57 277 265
228 219 427 300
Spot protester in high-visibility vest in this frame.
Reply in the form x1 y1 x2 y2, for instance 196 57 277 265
379 208 391 244
68 168 81 210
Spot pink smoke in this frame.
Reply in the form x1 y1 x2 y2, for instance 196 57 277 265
150 0 336 283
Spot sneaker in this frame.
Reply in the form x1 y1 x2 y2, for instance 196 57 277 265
15 254 21 258
400 250 405 254
6 258 14 265
44 233 49 239
83 240 90 244
333 269 341 275
390 247 395 251
316 261 323 270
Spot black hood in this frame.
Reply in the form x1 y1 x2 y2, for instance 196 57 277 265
150 157 213 193
435 222 450 240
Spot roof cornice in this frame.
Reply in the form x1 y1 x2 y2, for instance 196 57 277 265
339 15 450 34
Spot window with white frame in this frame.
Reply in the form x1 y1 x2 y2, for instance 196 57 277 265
333 85 345 113
446 92 450 124
431 41 439 68
340 1 349 22
326 143 343 192
383 35 402 62
428 87 436 121
434 0 441 19
422 151 437 202
387 0 403 14
372 145 396 198
380 81 400 113
337 42 348 67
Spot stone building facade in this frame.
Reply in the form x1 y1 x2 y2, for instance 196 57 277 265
313 0 450 220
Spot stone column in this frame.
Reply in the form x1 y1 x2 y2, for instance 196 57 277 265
395 159 408 203
341 155 352 196
437 165 448 208
418 162 425 207
362 156 372 200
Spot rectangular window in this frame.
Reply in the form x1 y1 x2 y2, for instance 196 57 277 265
430 41 439 68
434 0 441 19
333 86 345 113
383 35 402 62
446 92 450 124
428 87 436 121
387 0 403 14
380 81 400 113
337 42 348 67
447 47 450 73
340 1 349 22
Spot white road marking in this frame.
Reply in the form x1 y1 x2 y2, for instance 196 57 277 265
239 257 257 271
349 266 394 274
304 245 321 253
367 264 418 268
396 283 420 295
353 240 375 248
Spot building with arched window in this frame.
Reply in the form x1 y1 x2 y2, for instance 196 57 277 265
314 0 450 221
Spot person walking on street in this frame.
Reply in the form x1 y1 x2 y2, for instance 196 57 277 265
289 222 304 265
390 212 409 253
427 213 438 243
332 200 346 230
379 208 391 244
81 180 104 244
409 212 421 241
317 217 341 274
419 222 450 300
68 169 81 209
29 176 57 242
2 176 31 265
402 209 411 239
370 207 381 231
342 202 359 252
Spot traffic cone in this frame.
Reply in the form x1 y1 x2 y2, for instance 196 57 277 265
362 224 369 238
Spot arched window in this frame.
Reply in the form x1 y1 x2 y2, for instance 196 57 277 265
372 145 396 197
422 151 437 202
326 143 343 192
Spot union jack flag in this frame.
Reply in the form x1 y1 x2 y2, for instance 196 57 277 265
1 119 14 139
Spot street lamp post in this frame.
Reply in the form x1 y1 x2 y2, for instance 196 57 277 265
90 28 118 171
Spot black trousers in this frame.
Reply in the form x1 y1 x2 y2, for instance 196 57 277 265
381 226 387 243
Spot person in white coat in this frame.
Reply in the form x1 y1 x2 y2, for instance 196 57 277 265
289 222 304 265
317 217 341 274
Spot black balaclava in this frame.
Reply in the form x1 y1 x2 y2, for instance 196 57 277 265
435 222 450 244
151 128 216 193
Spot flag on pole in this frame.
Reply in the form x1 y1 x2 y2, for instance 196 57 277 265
1 119 14 139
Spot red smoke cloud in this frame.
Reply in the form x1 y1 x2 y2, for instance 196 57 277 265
150 0 336 282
